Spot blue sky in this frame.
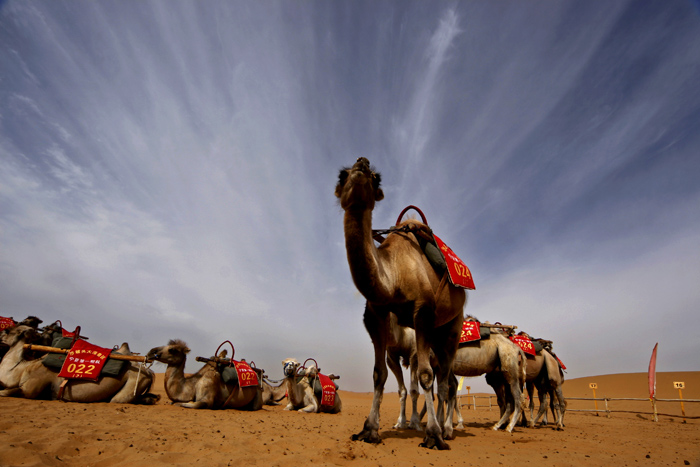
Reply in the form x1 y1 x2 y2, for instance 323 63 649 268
1 1 699 393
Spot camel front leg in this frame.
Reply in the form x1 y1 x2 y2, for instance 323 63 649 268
298 389 319 413
415 308 449 450
352 307 388 444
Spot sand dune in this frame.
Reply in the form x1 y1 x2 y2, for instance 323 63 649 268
0 371 697 466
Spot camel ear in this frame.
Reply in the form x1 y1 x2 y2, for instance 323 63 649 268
184 347 191 354
375 188 384 202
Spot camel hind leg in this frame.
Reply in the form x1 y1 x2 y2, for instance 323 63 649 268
387 351 409 429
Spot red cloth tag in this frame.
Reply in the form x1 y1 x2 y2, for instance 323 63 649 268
318 373 336 407
57 339 111 381
510 335 536 356
555 356 566 370
0 317 16 331
459 321 481 343
432 234 475 290
62 328 76 337
233 360 259 387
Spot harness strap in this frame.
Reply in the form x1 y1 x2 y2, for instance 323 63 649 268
57 379 69 401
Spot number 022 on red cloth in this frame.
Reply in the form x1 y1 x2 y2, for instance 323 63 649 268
233 360 259 387
58 339 111 381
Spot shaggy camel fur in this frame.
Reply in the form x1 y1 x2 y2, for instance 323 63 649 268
336 157 466 449
281 358 342 414
262 378 287 405
0 325 158 404
146 340 263 410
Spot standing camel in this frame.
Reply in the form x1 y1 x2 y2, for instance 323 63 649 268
447 327 526 432
336 157 466 450
488 339 566 430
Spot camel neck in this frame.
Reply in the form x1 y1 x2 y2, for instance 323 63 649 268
164 361 188 402
343 209 391 303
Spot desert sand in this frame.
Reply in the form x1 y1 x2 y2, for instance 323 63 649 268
0 371 698 467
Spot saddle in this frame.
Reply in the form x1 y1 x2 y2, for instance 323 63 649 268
42 337 128 377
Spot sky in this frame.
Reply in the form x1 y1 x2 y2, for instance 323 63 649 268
1 1 699 394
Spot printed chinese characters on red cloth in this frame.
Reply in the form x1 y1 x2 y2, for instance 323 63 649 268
459 320 480 344
318 373 336 407
432 234 475 290
233 360 259 387
509 335 536 356
57 339 112 382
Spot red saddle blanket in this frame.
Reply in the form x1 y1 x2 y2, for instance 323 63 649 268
57 339 111 381
555 355 567 370
233 360 259 387
509 335 536 356
459 321 481 343
0 317 16 331
432 234 475 290
318 373 336 407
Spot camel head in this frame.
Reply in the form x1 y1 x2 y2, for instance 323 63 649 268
0 324 40 347
115 342 133 355
146 339 190 365
304 365 319 378
282 358 301 378
335 157 384 211
19 316 43 328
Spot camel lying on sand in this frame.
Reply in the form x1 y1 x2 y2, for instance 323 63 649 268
281 358 342 414
146 340 263 410
262 378 286 405
0 325 158 404
336 157 466 449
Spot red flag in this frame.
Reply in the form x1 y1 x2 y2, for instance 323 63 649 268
648 343 658 399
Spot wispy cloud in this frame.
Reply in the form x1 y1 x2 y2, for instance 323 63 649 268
1 1 699 392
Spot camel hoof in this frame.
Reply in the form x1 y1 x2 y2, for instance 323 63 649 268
419 435 450 450
393 422 407 429
351 430 382 444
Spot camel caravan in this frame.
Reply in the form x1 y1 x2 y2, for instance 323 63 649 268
0 156 568 449
0 316 339 414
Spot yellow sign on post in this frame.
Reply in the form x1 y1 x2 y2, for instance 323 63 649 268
674 382 686 422
589 383 599 415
